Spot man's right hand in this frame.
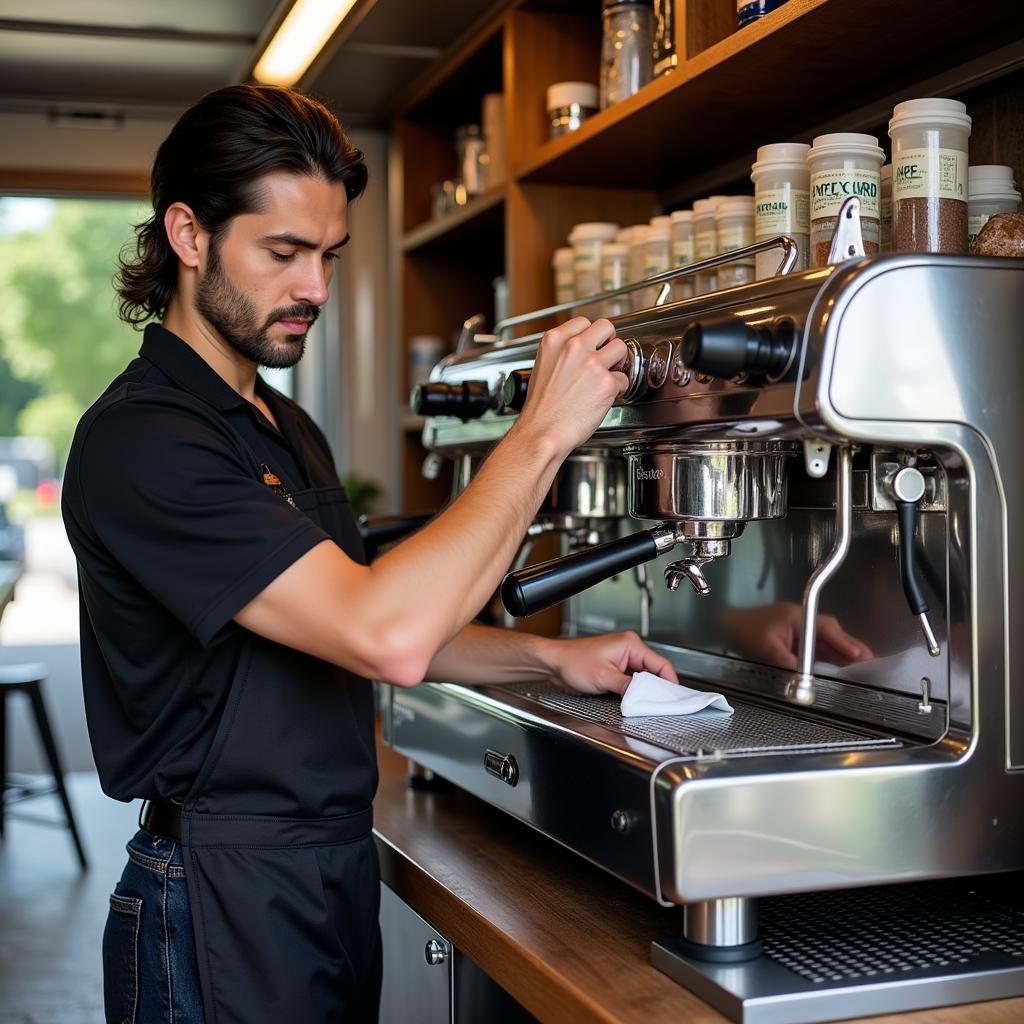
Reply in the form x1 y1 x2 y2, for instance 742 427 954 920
516 317 629 456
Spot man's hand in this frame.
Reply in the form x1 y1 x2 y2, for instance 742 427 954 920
542 631 679 696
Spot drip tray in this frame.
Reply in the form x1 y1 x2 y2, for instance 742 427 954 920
653 877 1024 1023
504 685 899 758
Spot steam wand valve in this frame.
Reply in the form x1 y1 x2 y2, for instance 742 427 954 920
892 466 941 657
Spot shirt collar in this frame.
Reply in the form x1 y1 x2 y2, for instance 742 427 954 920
139 323 250 412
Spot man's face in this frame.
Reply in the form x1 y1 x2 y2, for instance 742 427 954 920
195 171 349 369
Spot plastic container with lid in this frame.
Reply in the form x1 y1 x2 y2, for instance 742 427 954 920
600 242 631 317
552 247 575 307
600 0 654 109
889 98 971 254
643 221 672 306
879 164 893 252
568 222 619 310
807 133 884 267
750 142 810 279
670 209 694 299
715 196 756 289
968 165 1020 251
693 196 727 293
627 224 652 308
455 124 486 197
547 82 599 139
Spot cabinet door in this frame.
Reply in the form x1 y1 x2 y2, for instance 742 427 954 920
379 883 452 1024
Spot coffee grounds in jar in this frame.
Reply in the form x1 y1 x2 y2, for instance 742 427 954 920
893 197 968 254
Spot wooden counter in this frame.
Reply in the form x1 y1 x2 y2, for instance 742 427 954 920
373 737 1023 1024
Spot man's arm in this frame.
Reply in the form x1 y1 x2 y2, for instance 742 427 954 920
425 623 680 696
235 317 628 688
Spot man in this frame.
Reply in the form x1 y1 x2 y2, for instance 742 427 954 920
62 84 678 1024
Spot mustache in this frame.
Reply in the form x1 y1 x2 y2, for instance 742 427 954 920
265 304 320 329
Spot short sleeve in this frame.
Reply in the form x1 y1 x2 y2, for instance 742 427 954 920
73 394 329 646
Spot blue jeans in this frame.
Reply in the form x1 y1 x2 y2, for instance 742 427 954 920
103 829 205 1024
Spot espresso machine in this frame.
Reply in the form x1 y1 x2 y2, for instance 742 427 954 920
383 201 1024 1022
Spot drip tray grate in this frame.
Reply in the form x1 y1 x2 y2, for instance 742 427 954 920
503 685 898 757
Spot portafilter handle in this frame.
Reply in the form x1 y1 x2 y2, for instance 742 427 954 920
501 523 679 618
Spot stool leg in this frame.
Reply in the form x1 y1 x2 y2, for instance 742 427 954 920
27 684 88 870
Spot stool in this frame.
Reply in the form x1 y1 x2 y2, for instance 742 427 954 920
0 663 88 869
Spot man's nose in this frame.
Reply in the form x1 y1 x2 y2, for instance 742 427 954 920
294 258 330 306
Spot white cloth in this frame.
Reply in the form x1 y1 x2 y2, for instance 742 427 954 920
620 671 734 718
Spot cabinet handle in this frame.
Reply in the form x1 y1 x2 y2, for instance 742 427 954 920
424 938 450 966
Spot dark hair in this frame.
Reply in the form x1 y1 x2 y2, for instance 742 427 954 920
117 84 367 327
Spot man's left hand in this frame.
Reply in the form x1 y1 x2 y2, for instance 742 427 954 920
543 632 678 696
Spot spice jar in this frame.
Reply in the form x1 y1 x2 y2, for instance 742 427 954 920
643 220 672 306
600 0 654 109
600 242 630 317
807 133 884 266
693 196 726 293
547 82 599 139
670 210 694 299
715 196 756 288
552 247 575 306
879 164 893 252
628 224 652 308
750 142 809 279
568 222 619 309
888 98 971 254
968 165 1021 251
455 124 487 196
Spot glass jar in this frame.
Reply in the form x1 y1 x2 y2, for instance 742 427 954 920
627 224 652 308
670 209 694 299
879 164 893 252
600 0 654 109
715 196 756 289
807 133 884 266
693 196 726 293
455 124 487 197
968 165 1022 251
547 82 599 139
552 247 576 306
643 221 672 306
568 222 619 310
652 0 676 77
750 142 809 279
600 242 631 317
888 98 971 254
737 0 787 27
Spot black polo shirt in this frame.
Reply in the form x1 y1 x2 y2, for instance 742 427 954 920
62 324 341 803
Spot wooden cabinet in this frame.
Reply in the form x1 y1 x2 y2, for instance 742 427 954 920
389 0 1024 507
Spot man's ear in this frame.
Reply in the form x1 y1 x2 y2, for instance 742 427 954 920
164 202 207 270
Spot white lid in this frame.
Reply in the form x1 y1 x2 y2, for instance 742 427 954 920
751 142 810 179
968 164 1021 202
600 242 629 258
809 132 885 163
547 81 599 111
881 163 892 182
628 224 652 243
715 196 755 219
552 246 574 267
889 97 971 134
670 209 693 223
568 221 620 243
615 226 634 243
649 215 672 231
693 196 724 216
647 225 671 242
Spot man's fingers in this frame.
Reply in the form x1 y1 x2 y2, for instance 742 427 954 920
622 633 679 682
595 336 628 369
817 615 872 661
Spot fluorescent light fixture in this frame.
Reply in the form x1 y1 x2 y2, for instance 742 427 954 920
253 0 360 86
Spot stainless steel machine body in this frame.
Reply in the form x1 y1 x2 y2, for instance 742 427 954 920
383 249 1024 1022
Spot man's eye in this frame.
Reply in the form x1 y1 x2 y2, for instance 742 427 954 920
324 251 339 262
270 251 294 262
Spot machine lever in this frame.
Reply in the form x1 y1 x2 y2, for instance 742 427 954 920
893 467 941 657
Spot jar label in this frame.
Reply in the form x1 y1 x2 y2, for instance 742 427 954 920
893 148 967 202
695 228 717 260
810 168 880 219
755 187 809 236
643 252 671 278
672 238 694 266
718 223 755 265
574 246 601 271
968 213 990 247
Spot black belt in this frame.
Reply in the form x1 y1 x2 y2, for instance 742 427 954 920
140 799 182 842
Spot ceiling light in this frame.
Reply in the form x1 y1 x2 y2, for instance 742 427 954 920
252 0 360 87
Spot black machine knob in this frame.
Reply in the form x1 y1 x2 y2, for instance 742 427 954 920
679 316 798 382
410 380 492 420
501 369 531 412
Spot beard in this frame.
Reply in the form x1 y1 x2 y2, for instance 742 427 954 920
195 243 319 369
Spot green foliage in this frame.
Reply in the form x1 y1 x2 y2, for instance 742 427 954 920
0 198 150 463
340 473 381 519
0 347 40 435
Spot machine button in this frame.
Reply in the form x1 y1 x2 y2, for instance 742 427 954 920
646 340 673 390
680 315 799 382
610 809 637 834
670 350 691 387
617 338 647 402
484 749 520 787
424 939 450 966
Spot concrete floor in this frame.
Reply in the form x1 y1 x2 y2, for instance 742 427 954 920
0 772 137 1024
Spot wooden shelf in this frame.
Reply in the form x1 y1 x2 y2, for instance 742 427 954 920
401 186 506 254
513 0 1024 191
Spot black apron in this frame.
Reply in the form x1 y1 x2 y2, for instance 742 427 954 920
180 482 381 1024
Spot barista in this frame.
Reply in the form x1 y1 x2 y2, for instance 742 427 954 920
61 84 678 1024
